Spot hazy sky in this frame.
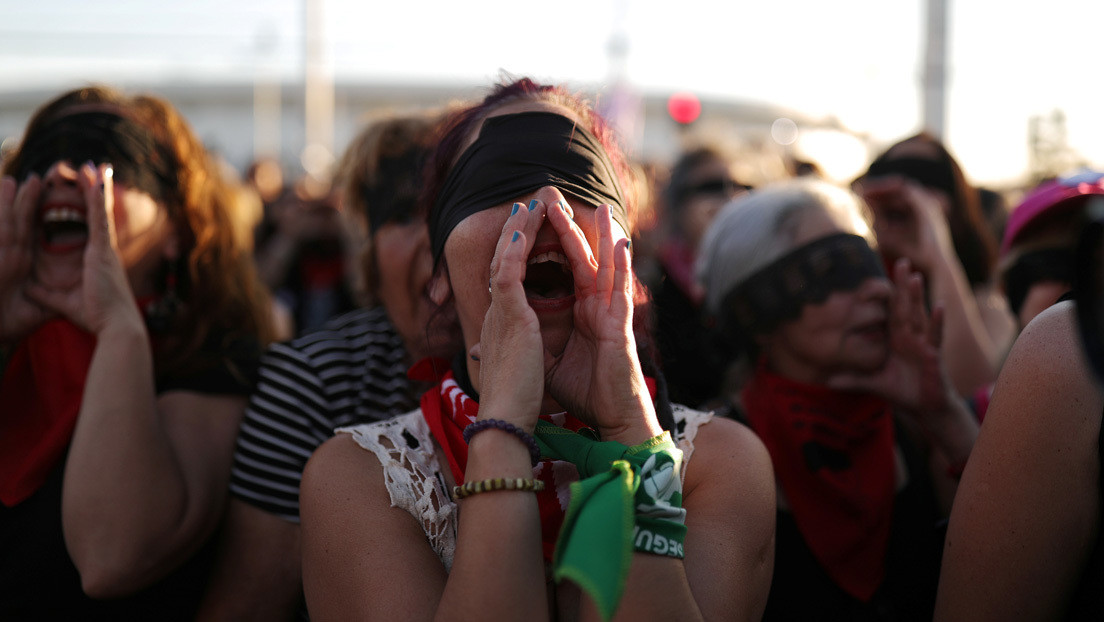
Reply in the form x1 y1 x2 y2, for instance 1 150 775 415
3 0 1102 185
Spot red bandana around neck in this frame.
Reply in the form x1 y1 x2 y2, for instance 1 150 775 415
0 320 97 507
741 360 896 602
411 358 657 562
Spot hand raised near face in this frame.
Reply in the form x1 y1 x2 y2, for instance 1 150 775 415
26 164 145 337
861 176 955 275
543 199 660 441
828 257 953 416
473 200 550 433
0 174 55 343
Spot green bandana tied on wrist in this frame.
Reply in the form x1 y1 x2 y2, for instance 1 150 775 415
534 421 687 622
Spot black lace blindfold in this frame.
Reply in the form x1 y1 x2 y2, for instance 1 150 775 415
16 110 176 205
429 111 627 262
718 233 887 337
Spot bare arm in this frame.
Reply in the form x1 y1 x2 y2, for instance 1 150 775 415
863 177 1013 395
935 301 1103 621
604 417 776 622
196 500 304 622
60 319 245 597
301 433 533 622
25 163 250 597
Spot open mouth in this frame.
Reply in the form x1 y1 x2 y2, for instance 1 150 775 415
853 320 888 340
39 205 89 252
523 250 575 301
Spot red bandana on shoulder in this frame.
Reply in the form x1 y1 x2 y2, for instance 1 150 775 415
741 359 896 602
411 357 656 562
0 320 97 507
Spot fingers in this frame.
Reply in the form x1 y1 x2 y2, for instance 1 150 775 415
79 163 116 250
609 238 633 323
595 205 615 298
489 200 546 313
3 174 41 252
928 303 945 349
890 257 928 335
546 197 598 293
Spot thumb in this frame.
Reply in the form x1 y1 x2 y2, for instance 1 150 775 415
81 163 117 251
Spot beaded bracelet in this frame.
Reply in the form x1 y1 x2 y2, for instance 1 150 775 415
453 477 545 500
462 418 542 466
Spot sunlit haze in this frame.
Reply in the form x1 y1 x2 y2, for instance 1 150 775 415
3 0 1103 187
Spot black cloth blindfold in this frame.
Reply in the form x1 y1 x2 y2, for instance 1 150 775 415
16 110 175 205
717 233 887 338
866 156 956 199
1002 246 1075 315
429 111 627 262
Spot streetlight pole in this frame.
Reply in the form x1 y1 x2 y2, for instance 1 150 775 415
922 0 948 139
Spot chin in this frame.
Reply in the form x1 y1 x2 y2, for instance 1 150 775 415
33 254 83 290
539 322 573 359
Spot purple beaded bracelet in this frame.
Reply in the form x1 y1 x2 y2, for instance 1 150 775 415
463 419 542 466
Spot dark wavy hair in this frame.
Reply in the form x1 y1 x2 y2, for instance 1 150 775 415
866 132 998 286
4 85 275 379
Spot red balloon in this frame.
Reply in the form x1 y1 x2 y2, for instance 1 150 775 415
667 92 701 125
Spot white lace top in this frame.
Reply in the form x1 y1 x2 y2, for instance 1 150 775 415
337 405 713 571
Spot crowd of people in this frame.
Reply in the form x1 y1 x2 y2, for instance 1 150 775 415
2 76 1103 621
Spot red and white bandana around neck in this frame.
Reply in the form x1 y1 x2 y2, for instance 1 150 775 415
419 370 589 562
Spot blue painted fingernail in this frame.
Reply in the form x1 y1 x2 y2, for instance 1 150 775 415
511 203 521 215
528 199 538 211
626 240 632 251
512 231 520 242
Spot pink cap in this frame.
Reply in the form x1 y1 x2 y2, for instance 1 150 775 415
1002 170 1104 255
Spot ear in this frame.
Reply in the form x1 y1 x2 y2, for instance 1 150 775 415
428 262 452 306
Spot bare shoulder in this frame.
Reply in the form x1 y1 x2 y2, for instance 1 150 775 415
301 431 447 620
678 412 776 620
991 301 1102 438
684 414 773 491
302 432 388 508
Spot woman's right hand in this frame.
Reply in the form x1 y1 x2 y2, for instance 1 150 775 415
861 176 956 275
0 174 53 343
472 201 550 433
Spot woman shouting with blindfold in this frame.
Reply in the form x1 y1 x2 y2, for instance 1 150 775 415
0 86 273 619
300 78 776 622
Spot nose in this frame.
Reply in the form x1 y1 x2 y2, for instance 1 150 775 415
42 161 80 188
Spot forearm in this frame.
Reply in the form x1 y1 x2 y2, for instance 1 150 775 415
61 318 198 594
437 427 548 622
197 500 304 622
582 555 701 622
927 257 1000 394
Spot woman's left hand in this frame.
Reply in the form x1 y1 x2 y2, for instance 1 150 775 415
828 258 954 416
27 163 144 336
544 199 659 441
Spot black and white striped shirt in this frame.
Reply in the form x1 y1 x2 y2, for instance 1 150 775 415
228 307 418 522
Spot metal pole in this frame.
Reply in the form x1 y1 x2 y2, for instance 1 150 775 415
922 0 948 139
303 0 334 178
